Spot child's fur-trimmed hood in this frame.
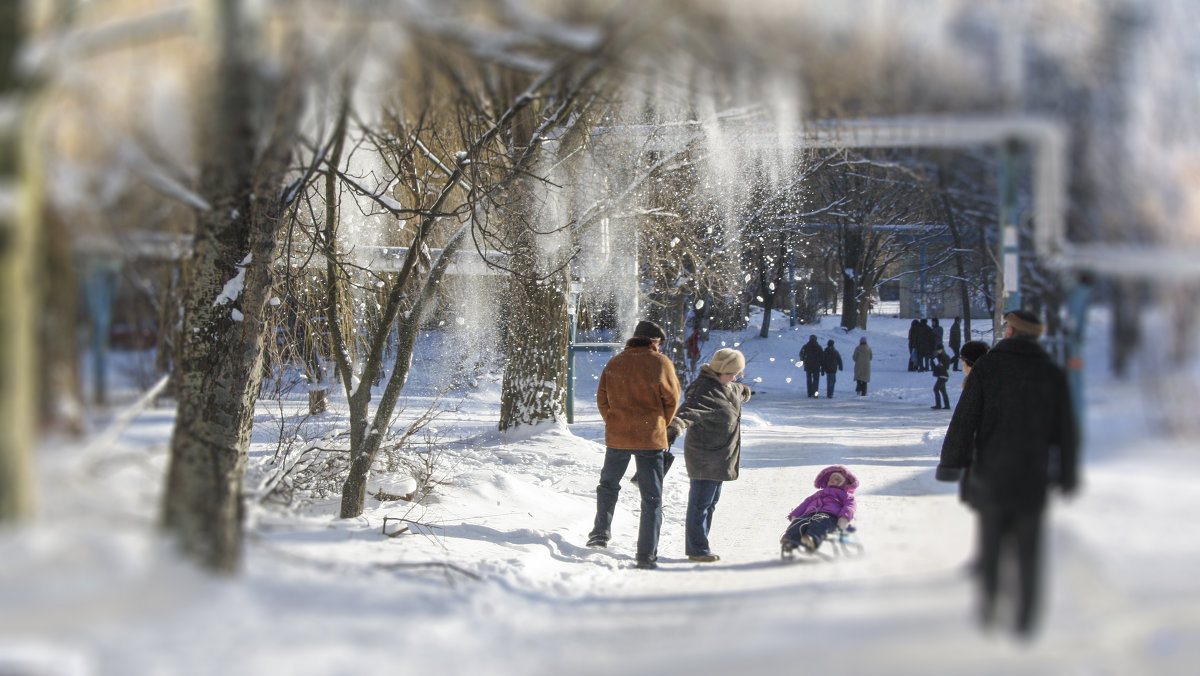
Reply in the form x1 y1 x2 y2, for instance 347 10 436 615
815 465 859 491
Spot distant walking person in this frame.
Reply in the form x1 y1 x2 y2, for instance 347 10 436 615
852 336 872 396
685 328 701 373
799 335 824 398
667 348 752 563
948 317 963 370
907 320 921 371
916 318 937 371
588 320 682 570
936 309 1079 636
931 346 950 409
821 340 843 398
950 340 990 505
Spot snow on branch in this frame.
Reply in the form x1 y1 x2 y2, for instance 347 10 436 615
400 0 606 72
21 5 194 79
114 141 212 211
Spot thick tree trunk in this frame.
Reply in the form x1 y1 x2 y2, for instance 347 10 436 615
162 208 276 572
840 227 863 331
498 262 570 431
160 0 294 573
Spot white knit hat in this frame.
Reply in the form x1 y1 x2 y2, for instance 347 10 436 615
709 348 746 375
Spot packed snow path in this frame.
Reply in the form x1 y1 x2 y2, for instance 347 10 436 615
5 314 1200 675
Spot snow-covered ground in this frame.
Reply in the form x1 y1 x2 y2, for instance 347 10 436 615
2 310 1198 675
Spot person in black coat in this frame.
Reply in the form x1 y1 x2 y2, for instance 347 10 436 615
799 335 824 398
916 318 937 371
936 309 1079 637
948 317 963 370
907 320 920 371
821 340 843 399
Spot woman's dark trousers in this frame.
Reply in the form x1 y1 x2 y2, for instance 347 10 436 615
685 479 723 556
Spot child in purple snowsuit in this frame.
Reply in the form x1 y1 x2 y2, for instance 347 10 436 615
781 465 859 553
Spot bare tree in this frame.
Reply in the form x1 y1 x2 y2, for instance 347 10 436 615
803 151 950 330
160 1 302 572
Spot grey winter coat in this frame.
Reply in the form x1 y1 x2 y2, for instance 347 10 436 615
668 364 753 481
852 343 873 382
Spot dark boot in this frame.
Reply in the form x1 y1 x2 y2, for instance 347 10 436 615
635 554 658 570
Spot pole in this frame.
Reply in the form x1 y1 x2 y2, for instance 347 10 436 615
1000 138 1022 312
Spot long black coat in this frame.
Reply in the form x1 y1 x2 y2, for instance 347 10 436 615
800 339 824 373
916 322 937 356
936 337 1079 513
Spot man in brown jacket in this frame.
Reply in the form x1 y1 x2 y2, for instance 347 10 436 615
587 320 682 569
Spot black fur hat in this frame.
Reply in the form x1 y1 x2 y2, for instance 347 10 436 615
633 320 667 340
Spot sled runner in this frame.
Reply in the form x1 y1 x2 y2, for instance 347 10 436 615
780 525 863 561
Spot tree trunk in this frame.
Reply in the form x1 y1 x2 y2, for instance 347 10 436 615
338 225 471 518
0 0 39 521
498 260 570 431
759 238 788 338
840 226 863 331
161 0 295 573
936 165 974 340
39 209 83 434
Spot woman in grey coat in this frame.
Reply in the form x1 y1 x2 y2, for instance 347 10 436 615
667 348 752 562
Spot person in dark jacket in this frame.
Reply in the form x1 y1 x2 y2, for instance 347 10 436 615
799 335 824 398
951 340 991 505
821 340 843 398
667 348 752 562
948 317 963 370
588 320 682 570
907 320 921 371
916 318 937 371
930 346 950 409
936 309 1079 636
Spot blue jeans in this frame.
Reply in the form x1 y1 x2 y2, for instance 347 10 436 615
685 479 723 556
933 378 949 408
589 448 664 559
805 369 821 397
825 371 837 397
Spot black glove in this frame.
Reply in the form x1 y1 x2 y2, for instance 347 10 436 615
1059 476 1078 497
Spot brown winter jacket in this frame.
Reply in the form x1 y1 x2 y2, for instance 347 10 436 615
597 340 682 450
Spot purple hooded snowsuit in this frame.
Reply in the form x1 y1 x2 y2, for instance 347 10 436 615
787 464 858 522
